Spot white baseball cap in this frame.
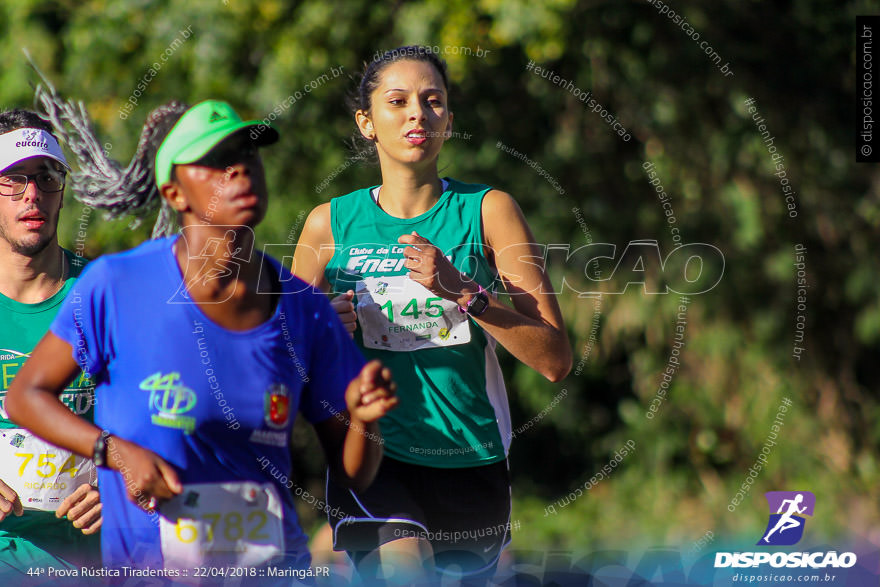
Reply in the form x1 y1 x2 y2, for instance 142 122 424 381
0 127 69 173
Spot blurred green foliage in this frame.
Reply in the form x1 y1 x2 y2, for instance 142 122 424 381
3 0 877 555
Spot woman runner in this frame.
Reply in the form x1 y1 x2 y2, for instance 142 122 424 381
6 98 397 578
294 46 572 584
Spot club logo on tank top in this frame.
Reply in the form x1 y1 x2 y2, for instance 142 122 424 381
1 348 94 421
343 245 453 276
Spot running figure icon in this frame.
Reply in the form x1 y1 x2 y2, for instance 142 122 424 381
762 493 807 543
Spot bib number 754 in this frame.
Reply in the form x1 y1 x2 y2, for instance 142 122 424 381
15 452 78 478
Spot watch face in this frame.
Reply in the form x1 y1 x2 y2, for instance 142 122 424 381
93 434 108 467
469 292 490 316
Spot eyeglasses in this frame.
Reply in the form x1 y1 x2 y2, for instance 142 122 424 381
0 171 66 200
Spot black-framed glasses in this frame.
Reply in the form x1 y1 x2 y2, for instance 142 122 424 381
0 171 66 200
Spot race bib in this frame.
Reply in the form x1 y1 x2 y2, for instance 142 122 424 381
0 429 96 511
356 276 471 351
159 481 285 569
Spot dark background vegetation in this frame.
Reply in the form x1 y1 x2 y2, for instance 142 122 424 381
3 0 876 558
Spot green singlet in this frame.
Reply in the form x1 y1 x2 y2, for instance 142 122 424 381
0 249 99 575
324 178 511 468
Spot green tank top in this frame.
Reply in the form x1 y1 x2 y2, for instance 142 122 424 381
0 249 94 427
325 178 510 468
0 249 99 563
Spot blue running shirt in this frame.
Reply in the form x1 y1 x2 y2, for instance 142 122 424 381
51 236 362 570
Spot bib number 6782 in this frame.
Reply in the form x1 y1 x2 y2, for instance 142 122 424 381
174 510 270 545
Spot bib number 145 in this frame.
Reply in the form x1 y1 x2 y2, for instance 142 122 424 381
379 297 444 322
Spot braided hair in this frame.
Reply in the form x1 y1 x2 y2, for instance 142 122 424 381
31 65 188 238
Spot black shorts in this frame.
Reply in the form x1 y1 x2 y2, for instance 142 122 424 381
326 456 511 577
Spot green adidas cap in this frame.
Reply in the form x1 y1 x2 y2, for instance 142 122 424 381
155 99 279 186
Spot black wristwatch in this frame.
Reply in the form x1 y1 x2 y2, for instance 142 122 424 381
459 285 490 317
93 431 112 468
